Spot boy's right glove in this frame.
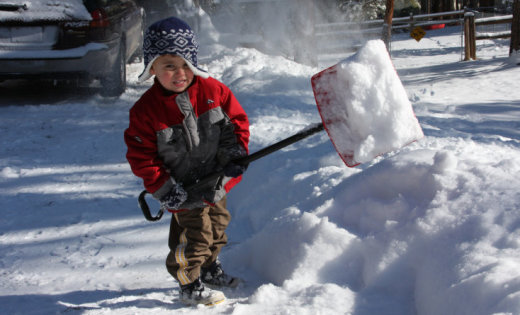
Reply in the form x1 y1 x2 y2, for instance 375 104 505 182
160 183 188 211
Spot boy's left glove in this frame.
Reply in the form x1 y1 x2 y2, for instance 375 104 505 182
223 162 248 178
219 146 248 178
160 183 188 211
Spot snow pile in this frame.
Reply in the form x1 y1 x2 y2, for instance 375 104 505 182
0 0 91 22
1 17 520 315
312 39 423 165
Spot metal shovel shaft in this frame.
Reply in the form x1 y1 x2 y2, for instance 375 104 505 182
238 123 324 165
187 122 324 191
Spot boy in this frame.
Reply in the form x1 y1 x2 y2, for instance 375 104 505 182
124 17 249 306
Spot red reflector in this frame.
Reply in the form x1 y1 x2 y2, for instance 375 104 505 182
90 9 110 27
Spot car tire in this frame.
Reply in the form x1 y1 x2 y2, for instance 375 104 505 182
100 40 126 97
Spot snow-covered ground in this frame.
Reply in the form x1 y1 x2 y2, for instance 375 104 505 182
1 17 519 315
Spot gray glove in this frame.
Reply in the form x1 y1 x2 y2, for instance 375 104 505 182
160 183 188 211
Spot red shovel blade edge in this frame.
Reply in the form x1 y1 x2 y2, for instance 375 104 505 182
311 65 358 167
310 40 424 168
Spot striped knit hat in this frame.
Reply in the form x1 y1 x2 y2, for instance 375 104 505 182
138 16 209 82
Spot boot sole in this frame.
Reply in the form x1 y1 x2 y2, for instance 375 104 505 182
205 297 226 306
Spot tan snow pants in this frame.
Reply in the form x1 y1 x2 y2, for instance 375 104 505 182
166 196 231 285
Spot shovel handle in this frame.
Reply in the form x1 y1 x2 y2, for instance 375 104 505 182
138 122 324 221
238 122 324 165
186 122 324 191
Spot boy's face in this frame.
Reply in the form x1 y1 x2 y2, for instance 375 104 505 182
150 55 195 93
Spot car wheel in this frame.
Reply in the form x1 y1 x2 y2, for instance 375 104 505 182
100 40 126 97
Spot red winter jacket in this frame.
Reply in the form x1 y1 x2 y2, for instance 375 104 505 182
124 76 249 208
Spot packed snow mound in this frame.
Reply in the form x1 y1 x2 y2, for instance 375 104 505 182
227 138 520 314
0 0 91 22
312 40 424 166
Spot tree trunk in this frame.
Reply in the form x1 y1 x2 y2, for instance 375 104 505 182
446 0 456 11
511 0 520 55
466 0 479 9
382 0 394 50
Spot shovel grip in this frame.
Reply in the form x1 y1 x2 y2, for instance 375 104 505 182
138 190 163 222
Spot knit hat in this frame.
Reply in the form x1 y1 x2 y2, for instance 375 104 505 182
138 16 209 82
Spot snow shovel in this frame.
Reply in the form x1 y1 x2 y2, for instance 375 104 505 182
138 123 325 221
138 39 423 222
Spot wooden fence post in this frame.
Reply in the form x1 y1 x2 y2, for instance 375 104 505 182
469 13 476 59
464 10 476 60
382 0 394 50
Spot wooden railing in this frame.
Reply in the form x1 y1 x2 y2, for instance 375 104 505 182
392 10 464 30
314 9 513 61
314 10 465 55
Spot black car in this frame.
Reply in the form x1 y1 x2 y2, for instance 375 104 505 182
0 0 144 96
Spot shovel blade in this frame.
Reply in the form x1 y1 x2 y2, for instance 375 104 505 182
311 40 423 167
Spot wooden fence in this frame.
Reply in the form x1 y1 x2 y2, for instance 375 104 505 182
464 12 513 60
314 9 512 61
314 10 465 55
